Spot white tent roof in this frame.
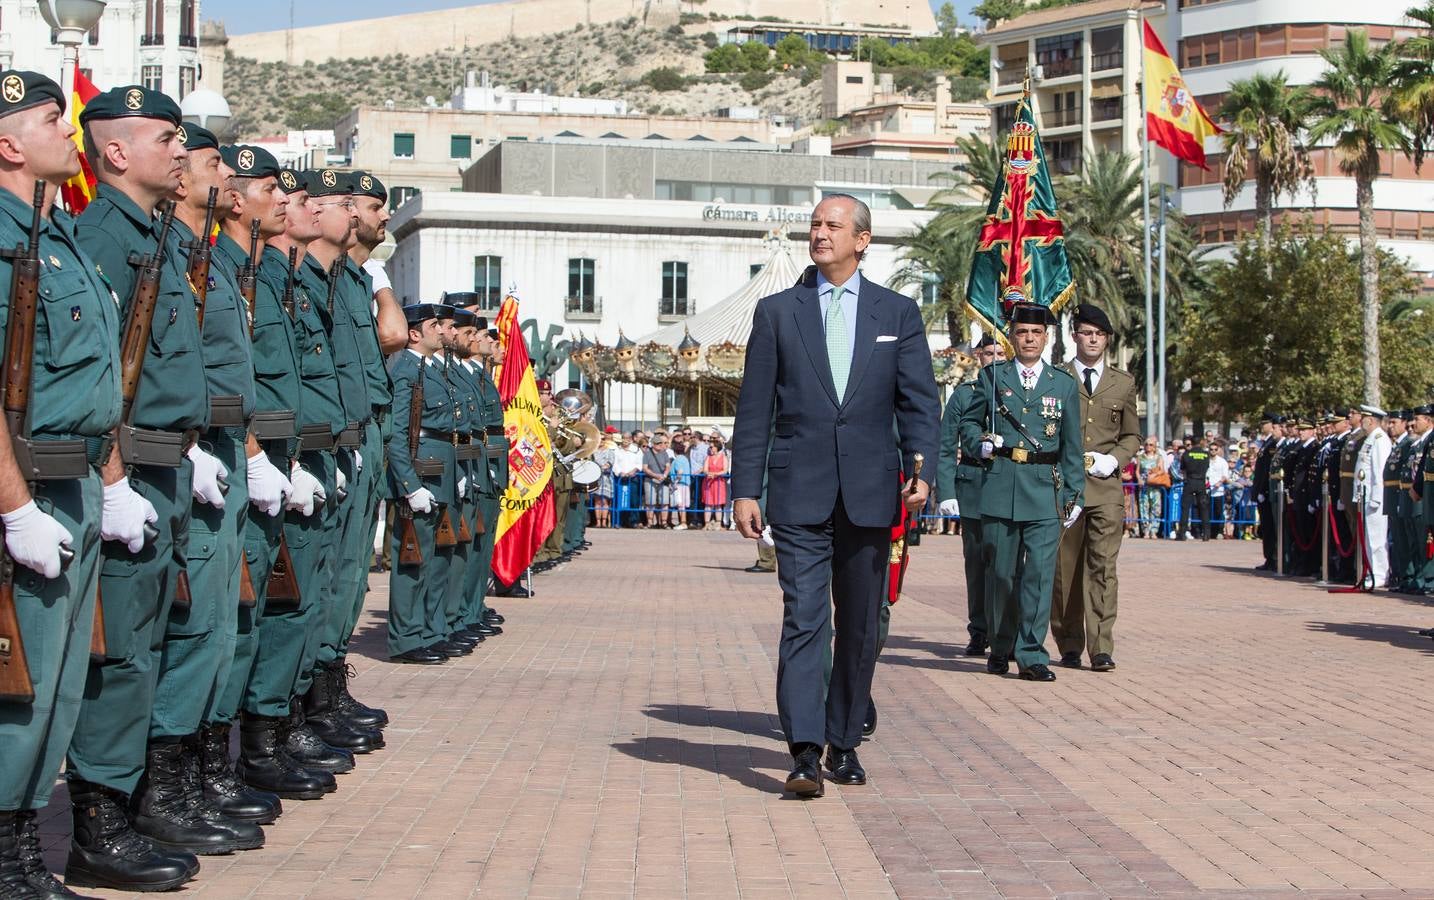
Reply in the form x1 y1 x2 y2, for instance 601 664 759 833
638 239 803 348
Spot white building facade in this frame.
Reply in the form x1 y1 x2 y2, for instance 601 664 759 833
0 0 203 97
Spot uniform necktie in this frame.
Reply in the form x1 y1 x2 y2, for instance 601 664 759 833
825 286 850 401
1021 368 1036 391
1083 366 1095 396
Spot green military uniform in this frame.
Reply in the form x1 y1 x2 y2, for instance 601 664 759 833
1410 410 1434 592
153 162 257 740
387 336 458 658
959 355 1084 673
70 174 210 796
465 355 507 622
937 378 986 647
1052 355 1139 663
437 349 482 640
1396 428 1428 591
0 173 121 814
1384 424 1411 589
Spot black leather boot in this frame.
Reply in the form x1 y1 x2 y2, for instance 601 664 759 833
13 808 97 899
236 713 332 798
303 672 382 752
175 735 265 851
282 701 357 772
198 724 281 825
332 659 388 729
63 778 198 892
130 740 256 855
0 809 42 899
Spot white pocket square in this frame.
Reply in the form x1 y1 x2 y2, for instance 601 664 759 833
876 335 898 342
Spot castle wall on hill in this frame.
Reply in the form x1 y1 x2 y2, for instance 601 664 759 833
227 0 937 64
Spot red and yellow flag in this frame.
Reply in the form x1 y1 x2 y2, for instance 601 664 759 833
1142 20 1222 168
490 294 555 583
61 66 101 214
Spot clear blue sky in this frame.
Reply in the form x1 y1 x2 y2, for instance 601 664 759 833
206 0 977 35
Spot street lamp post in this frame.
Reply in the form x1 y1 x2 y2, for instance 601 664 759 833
179 87 232 138
37 0 106 112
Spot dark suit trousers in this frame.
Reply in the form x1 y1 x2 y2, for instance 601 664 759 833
771 496 887 754
961 517 986 641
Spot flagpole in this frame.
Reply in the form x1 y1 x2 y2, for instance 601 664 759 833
1139 19 1156 441
1157 183 1169 450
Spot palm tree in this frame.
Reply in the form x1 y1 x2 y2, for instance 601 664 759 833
889 168 985 344
1217 72 1317 244
1062 150 1146 335
1393 1 1434 171
1307 28 1411 406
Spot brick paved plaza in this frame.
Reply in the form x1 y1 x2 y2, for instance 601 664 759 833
38 529 1434 898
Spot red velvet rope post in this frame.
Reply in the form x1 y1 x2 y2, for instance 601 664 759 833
1328 504 1355 559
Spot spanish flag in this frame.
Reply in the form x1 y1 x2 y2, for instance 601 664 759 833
1142 20 1222 168
61 66 100 213
490 294 555 583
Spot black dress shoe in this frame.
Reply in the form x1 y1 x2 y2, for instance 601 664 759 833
448 632 481 648
964 637 988 657
1090 653 1116 671
784 746 823 798
744 564 776 573
429 640 472 658
457 626 488 642
391 647 444 665
495 585 530 598
824 747 866 785
1019 664 1057 682
483 609 505 624
862 701 877 738
471 622 501 637
1059 651 1083 669
986 655 1009 675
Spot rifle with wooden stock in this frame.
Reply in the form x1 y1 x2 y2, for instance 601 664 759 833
0 182 47 701
396 360 424 566
263 247 302 609
227 217 264 609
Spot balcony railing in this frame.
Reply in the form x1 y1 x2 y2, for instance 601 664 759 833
996 66 1026 87
658 297 696 321
1091 50 1124 71
178 33 197 47
565 295 602 320
1092 98 1122 121
1044 107 1082 128
140 33 164 46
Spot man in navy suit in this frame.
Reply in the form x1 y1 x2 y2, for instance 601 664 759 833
731 194 939 798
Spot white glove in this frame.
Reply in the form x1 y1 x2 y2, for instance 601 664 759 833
938 499 960 516
1336 499 1345 511
1308 504 1317 514
287 465 326 516
2 500 75 579
186 445 228 509
1087 452 1118 478
101 477 159 554
1257 494 1265 504
457 476 468 500
407 487 436 514
246 452 291 518
362 257 391 293
1062 504 1083 529
759 525 774 547
979 434 1003 459
1368 497 1381 513
353 449 363 475
335 465 347 496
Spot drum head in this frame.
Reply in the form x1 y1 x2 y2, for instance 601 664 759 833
571 459 602 485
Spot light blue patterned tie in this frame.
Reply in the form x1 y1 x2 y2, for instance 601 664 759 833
825 286 850 401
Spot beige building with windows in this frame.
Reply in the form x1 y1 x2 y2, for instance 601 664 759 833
820 61 991 162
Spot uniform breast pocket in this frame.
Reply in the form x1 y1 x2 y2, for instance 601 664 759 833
149 291 197 357
1107 401 1123 425
252 323 292 377
38 281 104 371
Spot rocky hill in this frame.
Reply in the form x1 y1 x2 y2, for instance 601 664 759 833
223 18 823 140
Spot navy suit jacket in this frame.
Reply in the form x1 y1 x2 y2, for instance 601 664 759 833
730 268 940 529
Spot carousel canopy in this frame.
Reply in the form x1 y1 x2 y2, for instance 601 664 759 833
640 238 803 350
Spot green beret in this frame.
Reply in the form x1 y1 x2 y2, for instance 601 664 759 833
303 168 351 198
352 171 387 202
275 168 304 195
79 85 181 126
0 71 65 119
178 123 218 152
220 144 281 179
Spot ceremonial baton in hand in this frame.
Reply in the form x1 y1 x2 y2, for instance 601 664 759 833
893 453 924 599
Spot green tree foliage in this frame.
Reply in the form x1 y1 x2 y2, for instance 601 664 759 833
641 67 687 91
1392 1 1434 170
1177 224 1433 421
1217 72 1316 242
703 43 746 72
281 92 352 130
971 0 1026 28
936 2 960 36
739 70 774 92
739 40 772 72
855 35 987 79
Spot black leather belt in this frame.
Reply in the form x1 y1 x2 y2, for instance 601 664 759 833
419 428 467 445
208 394 247 428
14 436 92 480
994 446 1058 465
485 425 506 437
298 423 336 452
119 426 198 467
250 410 297 441
336 423 363 448
958 456 984 468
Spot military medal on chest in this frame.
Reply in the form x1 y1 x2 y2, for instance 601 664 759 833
1040 397 1061 436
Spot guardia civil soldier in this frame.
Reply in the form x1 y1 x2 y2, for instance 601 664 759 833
388 304 462 664
68 84 250 881
150 124 283 837
936 335 1004 657
1253 414 1281 571
1052 303 1138 671
292 169 383 754
431 307 484 652
958 304 1084 683
0 70 137 895
1385 411 1413 590
206 144 326 807
310 171 396 734
234 166 350 795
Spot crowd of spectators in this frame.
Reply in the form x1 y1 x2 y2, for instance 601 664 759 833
589 425 734 529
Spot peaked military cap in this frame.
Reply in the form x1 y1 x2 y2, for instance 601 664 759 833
178 123 218 152
221 144 281 179
1009 303 1056 326
304 168 351 198
1358 404 1387 418
403 303 445 325
352 171 387 202
488 328 500 340
442 291 480 308
1413 404 1434 418
0 71 65 119
1071 303 1113 334
452 309 478 328
275 168 305 195
974 334 997 350
79 85 181 126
